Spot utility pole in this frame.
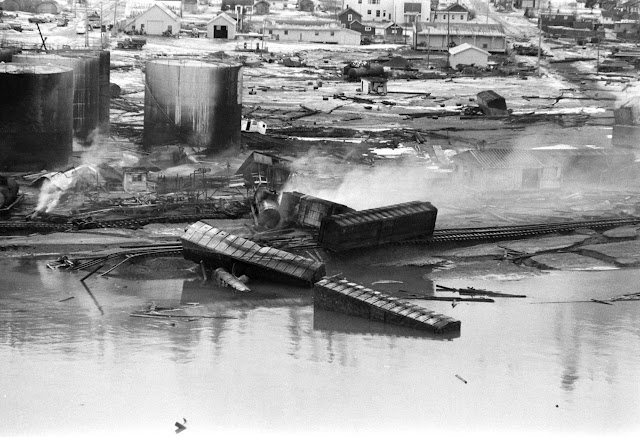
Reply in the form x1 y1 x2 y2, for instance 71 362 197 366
536 0 542 76
113 0 118 37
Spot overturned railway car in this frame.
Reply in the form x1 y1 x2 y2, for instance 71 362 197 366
182 221 325 286
318 201 437 251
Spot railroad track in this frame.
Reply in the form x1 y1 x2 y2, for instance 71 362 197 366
423 216 640 243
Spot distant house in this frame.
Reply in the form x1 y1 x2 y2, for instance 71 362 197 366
383 22 404 41
601 10 616 28
207 13 236 39
254 0 270 15
221 0 253 13
337 7 363 26
343 0 431 24
124 3 181 35
182 0 197 13
347 20 376 38
264 21 362 45
414 22 507 53
614 19 640 36
298 0 314 12
452 149 562 191
621 0 640 15
430 3 470 23
448 43 490 69
540 12 577 30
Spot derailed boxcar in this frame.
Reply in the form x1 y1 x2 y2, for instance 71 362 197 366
317 201 437 251
279 192 354 228
182 221 326 287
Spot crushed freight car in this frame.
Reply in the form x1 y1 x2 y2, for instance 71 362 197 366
280 192 354 228
235 151 292 191
181 221 325 286
317 201 437 251
476 90 509 116
314 277 460 334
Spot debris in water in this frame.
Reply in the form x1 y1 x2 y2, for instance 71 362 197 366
455 374 468 384
213 267 251 293
58 296 75 302
372 280 404 285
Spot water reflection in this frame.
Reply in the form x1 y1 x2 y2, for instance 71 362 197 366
1 259 640 434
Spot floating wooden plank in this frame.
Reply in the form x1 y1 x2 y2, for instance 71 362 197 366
182 222 325 287
314 278 460 334
436 284 526 298
318 201 438 251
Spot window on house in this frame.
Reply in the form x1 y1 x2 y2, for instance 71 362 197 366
330 31 334 36
132 174 144 182
348 13 352 21
315 30 319 35
268 29 272 34
358 0 362 3
367 10 371 14
365 26 371 31
391 29 396 34
460 14 464 19
376 10 380 17
434 14 438 19
284 30 288 35
482 43 488 48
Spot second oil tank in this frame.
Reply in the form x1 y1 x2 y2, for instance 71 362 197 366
144 59 243 153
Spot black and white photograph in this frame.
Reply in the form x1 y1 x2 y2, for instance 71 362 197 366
1 0 639 435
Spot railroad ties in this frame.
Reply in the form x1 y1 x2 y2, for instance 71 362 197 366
314 278 461 334
182 221 326 287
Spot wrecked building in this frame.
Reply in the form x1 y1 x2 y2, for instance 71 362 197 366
612 96 640 149
318 201 438 251
452 149 562 192
361 77 388 95
143 59 243 152
235 151 291 191
287 193 354 228
476 90 509 116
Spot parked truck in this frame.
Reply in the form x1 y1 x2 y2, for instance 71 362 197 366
116 36 147 50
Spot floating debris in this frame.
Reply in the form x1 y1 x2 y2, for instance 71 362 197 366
213 267 251 293
455 374 468 384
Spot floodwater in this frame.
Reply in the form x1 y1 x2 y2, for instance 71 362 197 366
1 257 639 437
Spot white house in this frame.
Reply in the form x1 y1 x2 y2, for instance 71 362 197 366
448 43 490 69
430 3 470 23
342 0 431 24
207 13 237 39
263 22 361 45
124 3 181 36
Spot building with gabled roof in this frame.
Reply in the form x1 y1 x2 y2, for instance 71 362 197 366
263 21 362 45
206 13 237 39
448 42 490 69
337 7 363 26
431 3 470 22
124 3 181 35
342 0 431 24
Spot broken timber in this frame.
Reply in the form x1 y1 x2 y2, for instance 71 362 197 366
182 221 325 287
314 278 460 334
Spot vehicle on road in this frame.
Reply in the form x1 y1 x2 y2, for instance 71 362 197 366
28 15 48 23
57 17 69 27
76 22 89 34
116 36 147 49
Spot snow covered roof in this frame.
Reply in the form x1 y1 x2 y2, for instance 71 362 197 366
449 43 490 56
207 13 236 25
415 22 506 37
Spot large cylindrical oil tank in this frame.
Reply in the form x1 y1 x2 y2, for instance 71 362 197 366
0 64 74 171
56 50 111 135
13 52 100 143
144 59 243 153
